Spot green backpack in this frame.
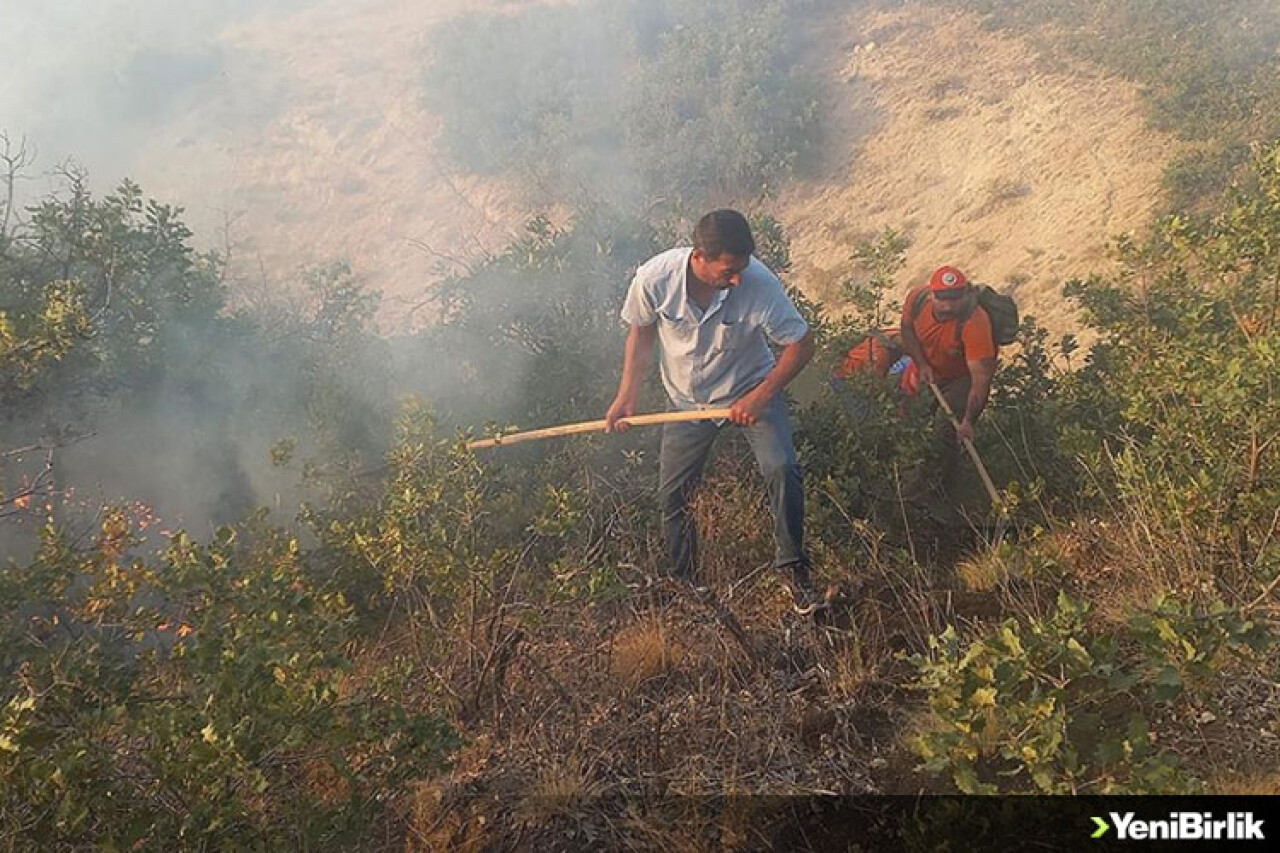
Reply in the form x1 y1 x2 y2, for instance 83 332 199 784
912 285 1020 347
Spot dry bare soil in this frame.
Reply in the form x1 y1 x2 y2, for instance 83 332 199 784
773 4 1177 332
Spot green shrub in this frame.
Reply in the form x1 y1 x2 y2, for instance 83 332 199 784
0 514 457 848
1060 141 1280 585
1 176 395 527
909 591 1269 793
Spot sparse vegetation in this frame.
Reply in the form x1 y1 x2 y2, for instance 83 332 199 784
4 145 1279 846
3 3 1280 845
923 104 965 122
969 176 1032 219
423 0 821 205
932 0 1280 209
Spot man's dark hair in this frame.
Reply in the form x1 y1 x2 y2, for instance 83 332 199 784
692 209 755 258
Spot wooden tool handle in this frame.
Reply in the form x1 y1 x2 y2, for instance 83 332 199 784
927 381 1002 507
468 408 734 449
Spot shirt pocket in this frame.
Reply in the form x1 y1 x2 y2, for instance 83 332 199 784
658 310 694 343
712 320 752 352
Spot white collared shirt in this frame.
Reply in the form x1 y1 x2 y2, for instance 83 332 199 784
620 247 809 410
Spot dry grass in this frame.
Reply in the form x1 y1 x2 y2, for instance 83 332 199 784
689 448 775 590
301 759 351 808
395 450 1277 848
395 479 947 847
407 780 494 853
928 76 968 99
924 104 965 122
1211 772 1280 795
391 523 1276 848
590 797 783 853
776 1 1175 338
956 547 1012 593
609 618 683 691
956 532 1073 598
518 755 606 824
1058 449 1255 626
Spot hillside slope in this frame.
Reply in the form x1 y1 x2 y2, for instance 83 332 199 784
775 4 1178 332
134 0 554 330
128 0 1174 333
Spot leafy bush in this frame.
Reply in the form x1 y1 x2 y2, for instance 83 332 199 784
1059 140 1280 586
623 0 821 201
1 176 224 411
0 513 457 848
0 175 393 527
909 591 1270 793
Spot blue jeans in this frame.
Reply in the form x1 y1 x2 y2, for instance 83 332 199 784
657 395 808 584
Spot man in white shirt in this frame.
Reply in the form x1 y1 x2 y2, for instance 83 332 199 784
605 210 819 609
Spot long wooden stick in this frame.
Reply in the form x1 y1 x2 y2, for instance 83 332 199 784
467 408 733 450
927 381 1003 509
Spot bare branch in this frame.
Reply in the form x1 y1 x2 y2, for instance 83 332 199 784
0 130 36 247
405 237 476 277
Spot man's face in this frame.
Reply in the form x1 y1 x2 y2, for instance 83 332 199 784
691 251 751 289
931 289 971 320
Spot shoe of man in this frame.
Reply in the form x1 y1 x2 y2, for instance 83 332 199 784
791 584 830 616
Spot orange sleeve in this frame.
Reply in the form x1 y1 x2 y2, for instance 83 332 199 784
962 308 998 362
901 287 924 332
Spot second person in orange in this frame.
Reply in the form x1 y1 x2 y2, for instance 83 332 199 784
898 265 999 501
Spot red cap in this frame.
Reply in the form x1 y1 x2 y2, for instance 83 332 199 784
929 265 968 296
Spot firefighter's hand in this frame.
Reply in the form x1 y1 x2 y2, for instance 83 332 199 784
729 388 770 426
605 397 636 433
956 418 975 444
919 363 937 386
